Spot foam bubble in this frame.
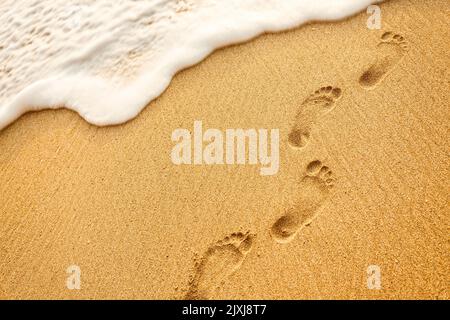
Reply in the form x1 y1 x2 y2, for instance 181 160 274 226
0 0 380 130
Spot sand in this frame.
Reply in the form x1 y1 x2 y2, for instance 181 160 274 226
0 0 448 300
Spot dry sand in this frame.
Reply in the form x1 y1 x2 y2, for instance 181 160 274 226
0 0 448 299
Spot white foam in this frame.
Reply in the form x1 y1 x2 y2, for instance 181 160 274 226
0 0 380 130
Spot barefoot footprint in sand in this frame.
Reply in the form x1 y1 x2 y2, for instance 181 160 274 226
271 160 335 244
359 32 408 88
186 232 255 300
288 86 342 149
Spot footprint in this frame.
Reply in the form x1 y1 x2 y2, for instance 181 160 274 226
271 160 335 244
359 32 408 88
288 86 342 149
185 231 255 300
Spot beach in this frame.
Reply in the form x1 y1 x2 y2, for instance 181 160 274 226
0 0 448 299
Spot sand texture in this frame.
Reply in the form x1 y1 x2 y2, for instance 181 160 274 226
0 0 449 299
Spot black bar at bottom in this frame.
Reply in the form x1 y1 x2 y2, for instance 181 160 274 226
0 300 444 318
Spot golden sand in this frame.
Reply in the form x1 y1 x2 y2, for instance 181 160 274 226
0 0 448 299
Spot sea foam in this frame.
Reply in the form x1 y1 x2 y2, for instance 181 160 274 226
0 0 380 130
